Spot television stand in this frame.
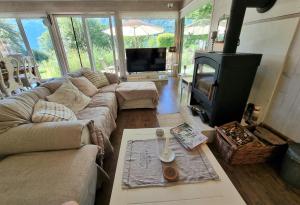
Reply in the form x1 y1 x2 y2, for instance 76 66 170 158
127 72 168 82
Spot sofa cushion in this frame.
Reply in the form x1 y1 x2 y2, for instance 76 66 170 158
0 145 99 205
76 107 116 154
70 77 98 97
88 92 118 120
0 121 91 156
30 87 51 99
82 70 109 88
99 83 119 93
104 72 119 84
41 78 68 93
68 70 84 78
32 100 77 123
47 81 91 113
0 91 40 134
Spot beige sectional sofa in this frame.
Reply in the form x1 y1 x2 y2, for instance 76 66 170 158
0 71 159 205
0 81 118 205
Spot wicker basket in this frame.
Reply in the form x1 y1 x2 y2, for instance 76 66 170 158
215 122 276 164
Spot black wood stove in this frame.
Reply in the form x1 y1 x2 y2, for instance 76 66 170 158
190 0 277 126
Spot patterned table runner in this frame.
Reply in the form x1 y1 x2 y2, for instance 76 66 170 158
122 138 219 188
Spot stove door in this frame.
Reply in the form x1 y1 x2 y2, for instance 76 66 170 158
193 57 219 105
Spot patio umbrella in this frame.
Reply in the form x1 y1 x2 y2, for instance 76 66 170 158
103 19 164 46
184 19 210 35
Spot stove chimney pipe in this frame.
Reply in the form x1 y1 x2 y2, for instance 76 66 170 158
223 0 277 53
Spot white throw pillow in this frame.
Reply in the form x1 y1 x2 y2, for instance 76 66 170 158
46 81 91 113
32 100 77 123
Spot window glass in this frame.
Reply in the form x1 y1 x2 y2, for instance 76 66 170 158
56 16 91 72
86 17 116 73
0 18 27 56
21 18 61 79
122 18 176 49
181 2 213 76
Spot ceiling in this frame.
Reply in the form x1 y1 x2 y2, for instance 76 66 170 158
0 0 182 1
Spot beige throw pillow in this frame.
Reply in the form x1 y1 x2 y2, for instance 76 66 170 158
32 100 77 123
46 81 91 113
70 76 98 97
82 70 109 88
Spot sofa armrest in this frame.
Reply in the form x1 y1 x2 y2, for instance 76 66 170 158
0 120 91 156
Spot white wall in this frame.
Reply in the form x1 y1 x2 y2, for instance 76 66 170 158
264 22 300 142
210 0 300 141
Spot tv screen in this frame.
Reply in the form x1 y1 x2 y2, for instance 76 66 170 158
126 48 166 73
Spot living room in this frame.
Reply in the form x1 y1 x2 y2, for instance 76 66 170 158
0 0 299 205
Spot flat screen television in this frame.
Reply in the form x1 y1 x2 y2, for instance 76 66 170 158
126 48 166 73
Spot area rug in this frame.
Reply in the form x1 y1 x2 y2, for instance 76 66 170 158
122 138 219 188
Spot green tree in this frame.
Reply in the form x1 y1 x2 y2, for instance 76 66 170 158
33 49 49 62
186 3 212 21
0 19 26 54
157 33 175 48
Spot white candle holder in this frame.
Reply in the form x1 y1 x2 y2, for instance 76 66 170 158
159 135 175 163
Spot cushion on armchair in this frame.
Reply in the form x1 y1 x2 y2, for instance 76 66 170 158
46 81 91 113
32 100 77 123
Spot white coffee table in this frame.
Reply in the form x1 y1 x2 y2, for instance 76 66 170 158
110 128 245 205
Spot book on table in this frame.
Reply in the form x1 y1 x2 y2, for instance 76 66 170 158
170 123 208 151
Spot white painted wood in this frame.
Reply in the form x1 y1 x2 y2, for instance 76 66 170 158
50 15 69 75
264 21 300 142
237 17 299 122
108 15 118 74
0 1 180 13
121 11 178 19
244 0 300 23
0 57 24 96
82 17 96 71
16 18 35 59
110 128 245 205
114 12 127 78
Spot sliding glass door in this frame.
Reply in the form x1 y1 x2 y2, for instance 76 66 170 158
86 17 116 72
55 15 117 73
56 16 91 72
181 2 213 76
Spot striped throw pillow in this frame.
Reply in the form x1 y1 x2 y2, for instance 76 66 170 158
32 100 77 123
82 70 109 88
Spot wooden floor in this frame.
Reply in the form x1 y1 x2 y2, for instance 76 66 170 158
96 77 300 205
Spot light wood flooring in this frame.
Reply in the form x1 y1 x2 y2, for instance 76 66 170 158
96 77 300 205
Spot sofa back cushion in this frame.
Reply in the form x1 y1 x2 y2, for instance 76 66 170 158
46 81 91 113
82 70 109 88
70 76 98 97
32 100 77 123
41 78 68 93
104 72 120 84
0 91 40 134
30 87 51 99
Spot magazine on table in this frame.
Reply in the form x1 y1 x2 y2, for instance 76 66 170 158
170 123 208 150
